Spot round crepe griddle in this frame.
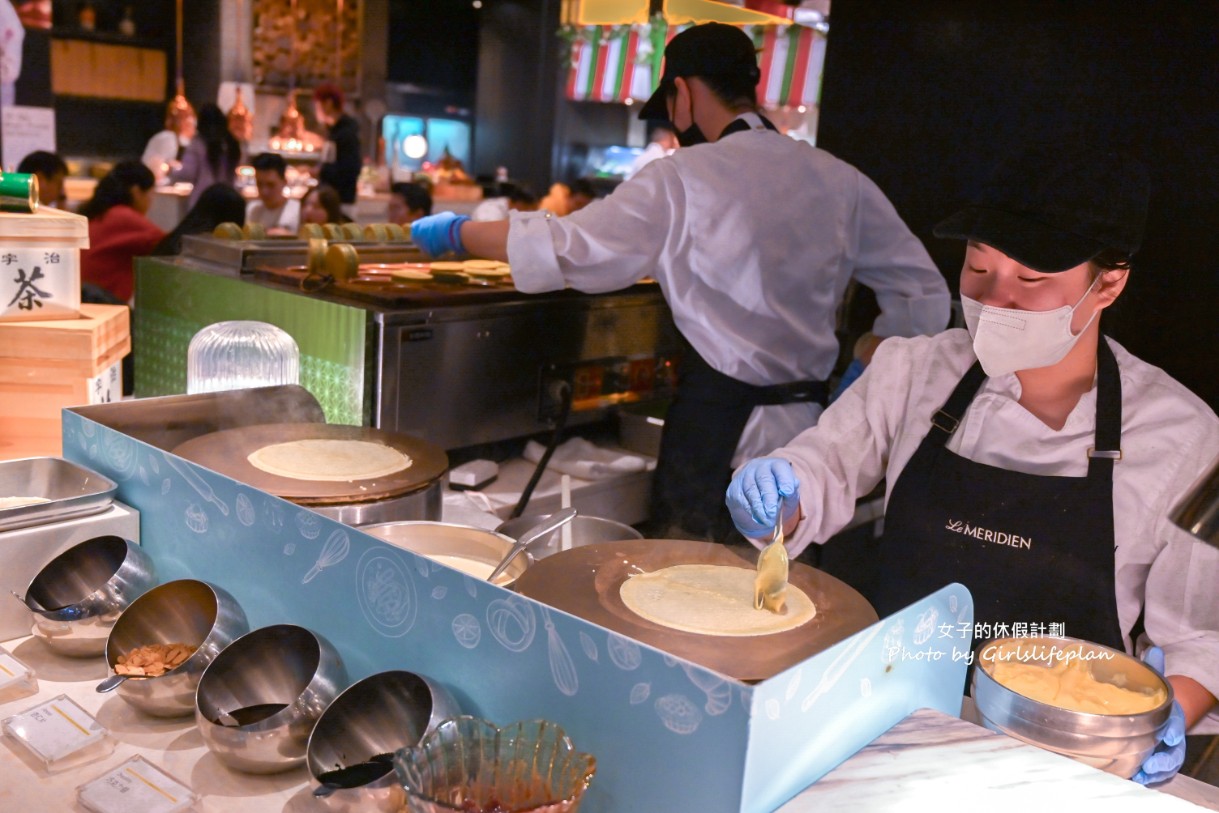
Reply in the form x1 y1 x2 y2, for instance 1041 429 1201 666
171 423 448 505
513 539 878 682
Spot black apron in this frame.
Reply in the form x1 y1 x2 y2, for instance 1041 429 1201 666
875 339 1127 654
651 341 828 537
651 112 830 539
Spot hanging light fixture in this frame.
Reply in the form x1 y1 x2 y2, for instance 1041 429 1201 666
272 0 317 152
226 0 254 142
168 0 196 135
335 0 344 85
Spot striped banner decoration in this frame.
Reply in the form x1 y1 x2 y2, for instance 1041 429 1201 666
750 24 827 108
567 25 646 102
566 22 825 109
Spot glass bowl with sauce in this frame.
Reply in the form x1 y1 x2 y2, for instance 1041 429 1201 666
395 716 596 813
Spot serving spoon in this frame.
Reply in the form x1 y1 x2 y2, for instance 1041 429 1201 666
754 517 789 614
486 507 577 583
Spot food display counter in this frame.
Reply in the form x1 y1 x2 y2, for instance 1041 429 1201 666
1 371 1216 811
132 235 682 453
4 426 1214 813
20 398 972 812
3 239 1214 811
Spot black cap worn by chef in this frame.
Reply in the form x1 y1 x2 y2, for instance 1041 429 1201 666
933 144 1150 272
637 23 761 122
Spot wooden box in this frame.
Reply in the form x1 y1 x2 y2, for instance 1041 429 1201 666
0 208 90 323
0 304 128 459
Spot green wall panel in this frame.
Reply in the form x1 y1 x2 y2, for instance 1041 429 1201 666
134 259 373 425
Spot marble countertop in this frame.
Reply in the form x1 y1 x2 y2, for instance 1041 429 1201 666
780 707 1219 813
3 633 1217 813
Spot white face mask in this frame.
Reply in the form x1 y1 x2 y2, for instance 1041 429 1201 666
961 274 1102 377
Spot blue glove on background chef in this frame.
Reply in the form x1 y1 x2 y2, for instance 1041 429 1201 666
1133 646 1187 785
726 457 800 538
410 212 470 257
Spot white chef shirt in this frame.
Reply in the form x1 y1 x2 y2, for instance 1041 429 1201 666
774 329 1219 731
246 197 301 234
625 141 672 179
142 130 188 174
472 197 510 222
508 116 950 461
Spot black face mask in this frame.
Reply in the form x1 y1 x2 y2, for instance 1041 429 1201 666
675 122 707 147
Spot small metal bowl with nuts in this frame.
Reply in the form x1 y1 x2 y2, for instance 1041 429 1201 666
96 579 250 718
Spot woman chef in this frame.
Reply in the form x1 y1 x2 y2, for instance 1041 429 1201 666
409 23 950 540
727 144 1219 785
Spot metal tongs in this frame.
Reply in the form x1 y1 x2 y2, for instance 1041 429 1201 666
754 519 789 614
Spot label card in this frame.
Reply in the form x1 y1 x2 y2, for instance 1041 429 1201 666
2 694 107 766
0 647 37 700
0 648 32 683
0 246 79 320
86 359 122 405
78 755 197 813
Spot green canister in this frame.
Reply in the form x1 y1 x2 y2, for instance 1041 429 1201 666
0 172 39 213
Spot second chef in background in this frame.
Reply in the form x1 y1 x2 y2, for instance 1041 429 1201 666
411 23 950 540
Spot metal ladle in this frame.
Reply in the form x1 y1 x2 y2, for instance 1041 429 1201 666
313 753 395 797
486 507 577 583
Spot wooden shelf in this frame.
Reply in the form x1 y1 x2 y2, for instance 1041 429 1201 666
50 38 167 102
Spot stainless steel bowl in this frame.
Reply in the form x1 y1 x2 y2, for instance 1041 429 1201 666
306 670 460 812
359 521 531 587
496 513 642 559
972 635 1174 777
20 535 155 657
101 580 250 718
313 480 442 526
195 624 348 774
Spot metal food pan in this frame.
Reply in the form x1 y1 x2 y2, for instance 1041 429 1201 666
0 457 117 532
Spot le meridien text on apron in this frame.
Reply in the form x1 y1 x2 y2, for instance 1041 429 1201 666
945 519 1032 549
887 622 1081 665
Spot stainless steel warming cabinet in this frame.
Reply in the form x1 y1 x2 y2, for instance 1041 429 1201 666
133 236 682 454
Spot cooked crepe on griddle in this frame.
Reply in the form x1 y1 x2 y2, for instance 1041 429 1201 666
620 563 816 637
247 439 411 482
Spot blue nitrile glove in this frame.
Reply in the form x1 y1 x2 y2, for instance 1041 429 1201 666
829 358 866 404
1131 645 1187 786
726 457 800 539
410 212 470 257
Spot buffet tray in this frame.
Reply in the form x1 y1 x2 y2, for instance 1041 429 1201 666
180 234 429 273
250 265 528 308
0 458 117 532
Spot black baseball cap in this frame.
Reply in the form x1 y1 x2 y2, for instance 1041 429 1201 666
933 144 1150 273
637 23 761 121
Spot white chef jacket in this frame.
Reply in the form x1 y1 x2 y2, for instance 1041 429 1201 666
472 197 511 222
773 329 1219 731
246 197 301 234
508 115 950 461
625 141 672 179
142 130 188 174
